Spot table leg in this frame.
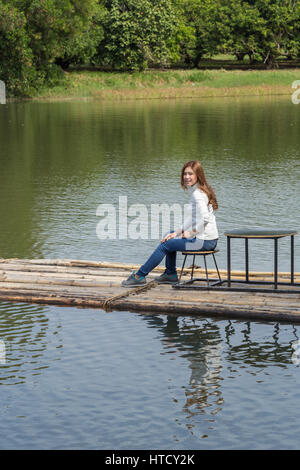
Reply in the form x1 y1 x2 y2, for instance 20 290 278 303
245 238 249 282
227 236 231 287
274 238 278 289
291 235 294 285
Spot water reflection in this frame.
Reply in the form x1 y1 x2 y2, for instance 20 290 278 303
142 314 224 436
224 320 300 367
0 301 62 386
140 313 300 440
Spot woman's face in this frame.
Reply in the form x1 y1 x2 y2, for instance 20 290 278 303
183 166 198 187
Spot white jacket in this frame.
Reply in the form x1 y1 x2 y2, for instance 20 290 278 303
181 185 218 240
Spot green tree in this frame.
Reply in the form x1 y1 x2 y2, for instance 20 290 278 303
165 0 197 66
217 0 265 63
0 2 38 95
175 0 233 66
220 0 300 66
176 0 300 67
1 0 104 94
24 1 97 60
97 0 179 70
254 0 300 66
55 3 105 68
11 0 101 82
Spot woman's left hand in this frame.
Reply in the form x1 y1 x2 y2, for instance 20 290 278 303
161 232 177 243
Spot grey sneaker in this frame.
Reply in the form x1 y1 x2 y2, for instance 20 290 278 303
122 272 146 287
154 272 179 284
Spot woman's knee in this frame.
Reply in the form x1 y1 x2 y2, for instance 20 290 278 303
162 238 184 252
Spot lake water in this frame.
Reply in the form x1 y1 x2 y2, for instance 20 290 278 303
0 95 300 450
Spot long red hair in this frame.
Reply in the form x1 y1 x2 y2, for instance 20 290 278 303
181 160 218 210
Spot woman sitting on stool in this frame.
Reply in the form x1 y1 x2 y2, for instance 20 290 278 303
122 160 219 287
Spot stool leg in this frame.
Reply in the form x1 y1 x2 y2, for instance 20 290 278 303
203 255 209 286
191 255 196 281
212 253 222 283
179 255 187 282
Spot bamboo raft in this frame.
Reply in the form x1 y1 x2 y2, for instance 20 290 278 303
0 258 300 323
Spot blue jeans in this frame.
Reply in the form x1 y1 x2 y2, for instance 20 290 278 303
136 236 218 277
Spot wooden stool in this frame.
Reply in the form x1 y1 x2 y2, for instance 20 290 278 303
178 249 222 286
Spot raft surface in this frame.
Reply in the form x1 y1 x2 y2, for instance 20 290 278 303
0 258 300 323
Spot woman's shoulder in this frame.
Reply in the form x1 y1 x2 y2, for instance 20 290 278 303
192 187 208 202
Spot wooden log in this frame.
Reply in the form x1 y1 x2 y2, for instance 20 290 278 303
0 267 160 282
1 258 299 280
0 291 107 308
0 270 130 285
112 298 300 322
0 281 125 297
0 284 299 322
0 263 131 276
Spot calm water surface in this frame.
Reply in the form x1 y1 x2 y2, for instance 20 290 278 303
0 96 300 449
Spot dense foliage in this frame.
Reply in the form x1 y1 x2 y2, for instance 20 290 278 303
0 0 299 95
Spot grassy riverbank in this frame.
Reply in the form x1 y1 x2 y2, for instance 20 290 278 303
33 68 300 101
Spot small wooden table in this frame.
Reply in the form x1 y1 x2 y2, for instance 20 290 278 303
224 229 299 292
